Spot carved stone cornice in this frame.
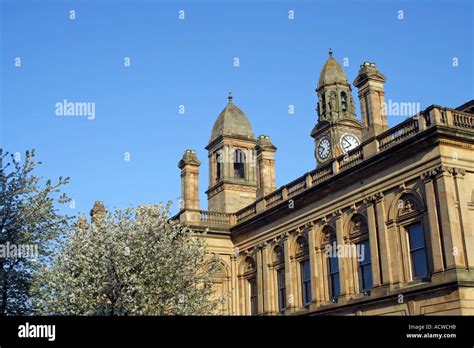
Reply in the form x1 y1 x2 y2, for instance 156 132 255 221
449 167 466 177
420 170 433 183
433 165 449 178
331 209 343 220
362 197 374 206
321 216 329 225
294 227 302 236
398 183 408 194
373 192 384 203
281 231 291 241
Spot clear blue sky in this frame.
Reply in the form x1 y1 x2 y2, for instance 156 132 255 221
1 0 472 218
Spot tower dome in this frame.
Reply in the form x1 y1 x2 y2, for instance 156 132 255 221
318 49 350 89
209 93 255 144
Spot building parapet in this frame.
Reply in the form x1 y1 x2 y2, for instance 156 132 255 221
174 106 474 228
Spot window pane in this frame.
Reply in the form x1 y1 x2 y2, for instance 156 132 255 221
408 223 424 249
301 260 311 305
302 260 311 281
361 264 373 291
277 270 286 312
362 241 371 265
358 241 372 292
412 250 428 278
332 274 340 297
329 256 339 273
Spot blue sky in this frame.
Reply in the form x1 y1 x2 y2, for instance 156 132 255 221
1 0 472 218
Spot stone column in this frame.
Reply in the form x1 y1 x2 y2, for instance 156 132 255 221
283 234 295 311
435 166 466 269
421 171 444 273
230 255 238 315
374 193 398 285
316 247 328 302
261 243 272 314
365 199 382 287
452 168 473 268
334 210 349 296
307 223 319 304
256 246 264 314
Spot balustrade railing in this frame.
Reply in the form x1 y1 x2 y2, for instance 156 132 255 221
200 210 233 225
177 106 473 228
378 117 419 151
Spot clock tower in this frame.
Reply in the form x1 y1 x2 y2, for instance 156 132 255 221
311 49 363 166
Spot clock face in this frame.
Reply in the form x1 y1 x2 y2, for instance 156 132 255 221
317 136 332 161
340 133 360 153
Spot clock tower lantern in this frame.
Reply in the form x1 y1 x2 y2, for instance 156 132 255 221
311 49 363 166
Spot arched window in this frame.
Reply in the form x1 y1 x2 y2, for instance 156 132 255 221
321 94 326 114
233 149 245 179
341 91 348 112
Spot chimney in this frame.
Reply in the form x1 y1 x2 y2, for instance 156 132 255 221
178 150 201 211
90 201 106 225
256 135 277 198
353 61 388 142
76 215 89 232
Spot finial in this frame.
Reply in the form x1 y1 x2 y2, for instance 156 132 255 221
329 48 333 57
228 91 233 104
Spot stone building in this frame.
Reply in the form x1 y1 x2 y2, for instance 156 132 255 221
174 51 474 315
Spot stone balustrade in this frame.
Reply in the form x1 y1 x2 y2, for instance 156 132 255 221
175 105 474 227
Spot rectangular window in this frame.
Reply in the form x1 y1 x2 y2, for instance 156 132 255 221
328 255 340 299
358 240 373 292
277 269 286 312
215 153 221 181
301 260 312 306
248 278 258 315
408 223 428 279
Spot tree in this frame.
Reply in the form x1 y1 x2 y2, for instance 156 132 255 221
0 149 71 315
34 204 224 315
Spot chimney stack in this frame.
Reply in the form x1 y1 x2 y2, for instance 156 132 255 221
353 61 388 142
178 150 201 211
256 135 277 199
90 201 106 225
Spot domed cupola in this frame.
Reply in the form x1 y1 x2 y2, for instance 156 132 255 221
205 93 258 213
316 49 357 122
209 94 256 144
318 50 350 89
